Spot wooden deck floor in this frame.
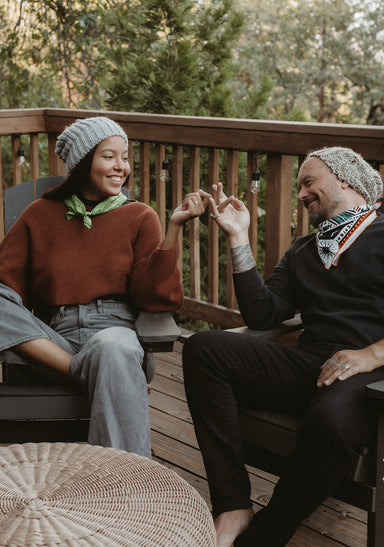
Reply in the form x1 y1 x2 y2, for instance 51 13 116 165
150 341 368 547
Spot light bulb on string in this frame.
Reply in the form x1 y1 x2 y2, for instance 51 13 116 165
250 167 261 194
17 144 26 167
160 158 170 182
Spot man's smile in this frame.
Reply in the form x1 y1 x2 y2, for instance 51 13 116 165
303 195 318 209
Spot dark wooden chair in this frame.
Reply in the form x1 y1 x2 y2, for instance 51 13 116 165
0 177 180 443
223 318 384 547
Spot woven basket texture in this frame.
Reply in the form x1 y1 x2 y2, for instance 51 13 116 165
0 443 216 546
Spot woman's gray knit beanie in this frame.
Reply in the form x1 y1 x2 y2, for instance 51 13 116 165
55 117 128 173
307 147 383 205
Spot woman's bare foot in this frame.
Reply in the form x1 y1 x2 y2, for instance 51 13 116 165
215 507 254 547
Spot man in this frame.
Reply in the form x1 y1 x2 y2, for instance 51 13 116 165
182 147 384 546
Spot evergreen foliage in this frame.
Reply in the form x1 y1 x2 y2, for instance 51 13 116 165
101 0 245 116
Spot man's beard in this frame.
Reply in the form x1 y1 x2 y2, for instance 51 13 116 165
306 193 344 228
309 208 327 228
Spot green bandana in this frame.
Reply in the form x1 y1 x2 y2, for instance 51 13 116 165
64 193 127 229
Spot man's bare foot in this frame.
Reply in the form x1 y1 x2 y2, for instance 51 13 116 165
215 508 254 547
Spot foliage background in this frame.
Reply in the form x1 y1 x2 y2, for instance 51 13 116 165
2 0 383 121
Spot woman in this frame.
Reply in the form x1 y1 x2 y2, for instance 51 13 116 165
0 116 209 457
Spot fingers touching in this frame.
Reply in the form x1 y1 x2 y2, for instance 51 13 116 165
181 189 211 217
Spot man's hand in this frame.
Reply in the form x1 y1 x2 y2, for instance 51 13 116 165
209 182 250 245
317 343 384 387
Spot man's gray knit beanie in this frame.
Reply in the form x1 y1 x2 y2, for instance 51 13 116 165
307 147 383 205
55 116 128 173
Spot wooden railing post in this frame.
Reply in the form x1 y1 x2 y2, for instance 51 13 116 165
189 147 201 300
11 135 22 186
172 145 184 276
296 155 309 237
247 151 259 263
127 140 135 198
156 143 166 236
226 150 238 309
264 153 293 279
48 133 65 176
208 148 220 304
139 142 150 205
30 133 40 181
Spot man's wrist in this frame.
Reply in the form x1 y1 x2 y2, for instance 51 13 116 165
231 242 256 274
228 233 249 248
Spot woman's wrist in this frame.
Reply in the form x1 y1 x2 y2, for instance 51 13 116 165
161 219 181 250
168 215 184 228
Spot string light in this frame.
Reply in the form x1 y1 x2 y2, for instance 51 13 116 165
250 152 263 194
250 167 261 193
13 134 26 167
17 142 26 167
160 158 170 182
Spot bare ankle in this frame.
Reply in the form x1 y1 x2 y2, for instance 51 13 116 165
215 508 254 547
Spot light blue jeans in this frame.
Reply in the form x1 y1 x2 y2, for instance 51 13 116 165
0 283 150 457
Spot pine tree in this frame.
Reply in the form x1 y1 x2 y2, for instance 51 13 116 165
101 0 244 117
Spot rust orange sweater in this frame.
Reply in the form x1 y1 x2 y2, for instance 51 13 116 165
0 198 183 312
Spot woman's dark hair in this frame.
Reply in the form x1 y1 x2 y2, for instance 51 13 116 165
43 147 97 201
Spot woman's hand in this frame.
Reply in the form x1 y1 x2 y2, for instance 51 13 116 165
169 190 211 226
317 343 384 387
209 182 250 244
161 189 211 250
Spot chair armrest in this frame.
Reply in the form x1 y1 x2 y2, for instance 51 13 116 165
178 314 302 344
225 313 303 340
135 312 180 350
366 380 384 401
135 311 180 382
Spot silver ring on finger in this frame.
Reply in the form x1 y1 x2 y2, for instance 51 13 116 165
193 200 199 205
210 213 220 219
341 363 350 372
328 361 339 369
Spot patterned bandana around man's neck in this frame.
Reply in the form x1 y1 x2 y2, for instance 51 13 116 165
316 204 377 269
64 193 127 229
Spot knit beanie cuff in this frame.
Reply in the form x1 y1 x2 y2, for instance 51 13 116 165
55 116 129 173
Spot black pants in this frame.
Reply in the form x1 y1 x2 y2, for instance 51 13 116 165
182 330 384 546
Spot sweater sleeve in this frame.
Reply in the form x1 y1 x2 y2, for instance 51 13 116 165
128 207 183 312
233 250 296 330
0 214 32 307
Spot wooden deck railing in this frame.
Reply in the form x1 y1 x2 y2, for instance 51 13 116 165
1 108 384 327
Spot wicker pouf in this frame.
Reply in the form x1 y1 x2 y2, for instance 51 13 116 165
0 443 216 546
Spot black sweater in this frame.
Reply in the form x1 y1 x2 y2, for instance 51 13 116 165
233 212 384 349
